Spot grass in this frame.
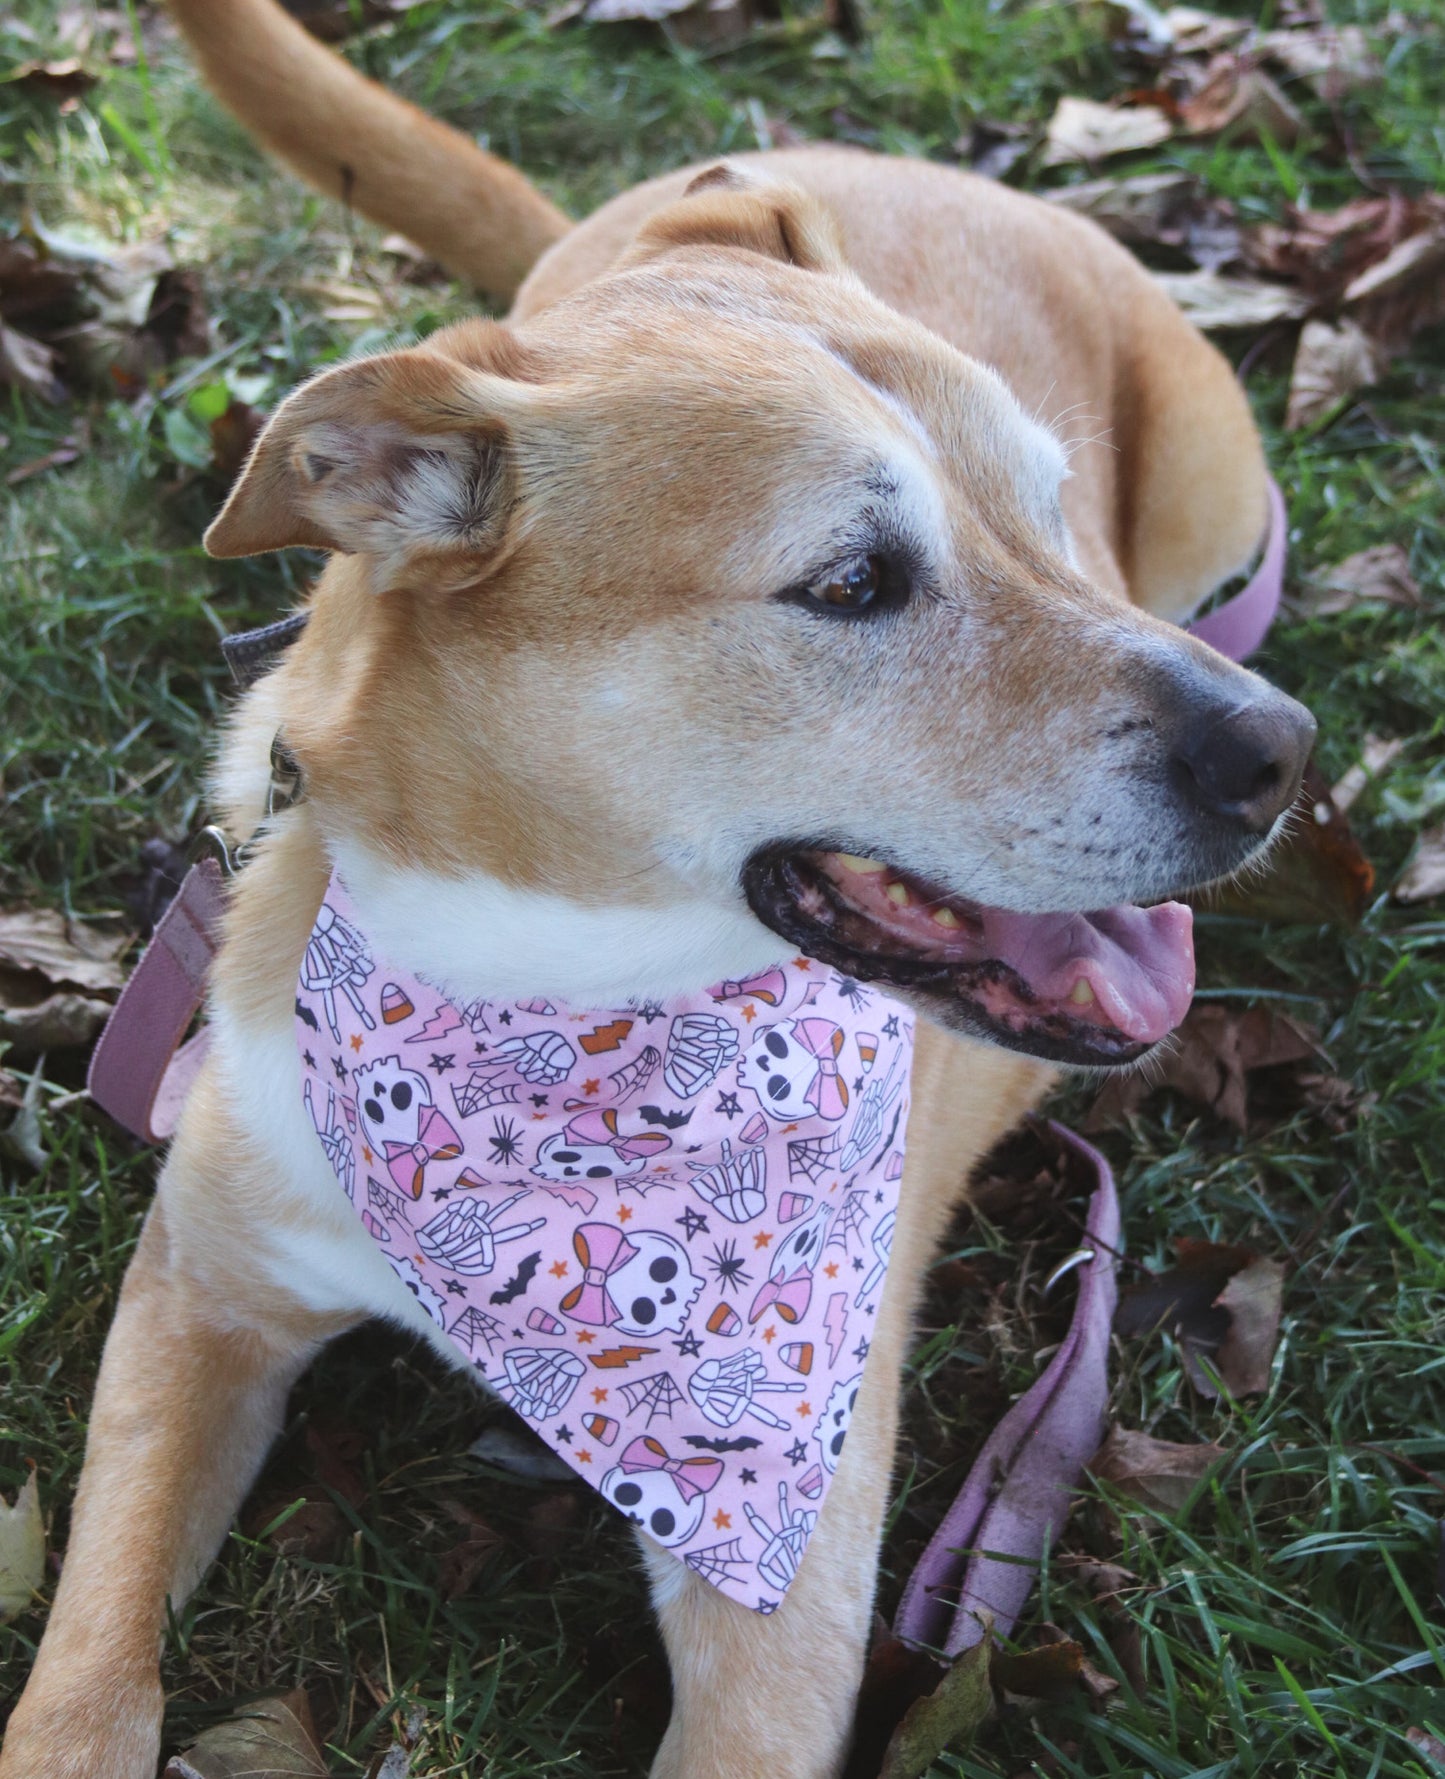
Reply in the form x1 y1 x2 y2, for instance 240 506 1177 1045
2 0 1444 1773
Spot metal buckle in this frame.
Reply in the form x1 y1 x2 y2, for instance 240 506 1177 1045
187 824 242 877
1042 1248 1096 1297
267 733 302 819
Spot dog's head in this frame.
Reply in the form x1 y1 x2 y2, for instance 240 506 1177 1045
210 165 1313 1069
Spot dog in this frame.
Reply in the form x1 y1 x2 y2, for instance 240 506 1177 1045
0 1 1315 1774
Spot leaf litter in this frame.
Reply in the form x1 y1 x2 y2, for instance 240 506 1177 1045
0 1471 46 1623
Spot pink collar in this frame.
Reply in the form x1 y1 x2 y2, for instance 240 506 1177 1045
297 875 914 1612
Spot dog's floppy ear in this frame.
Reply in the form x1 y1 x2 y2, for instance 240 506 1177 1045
628 163 849 276
204 338 521 589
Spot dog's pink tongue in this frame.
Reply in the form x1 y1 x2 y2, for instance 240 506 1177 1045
983 902 1195 1044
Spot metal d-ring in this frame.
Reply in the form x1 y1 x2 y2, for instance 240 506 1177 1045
186 824 242 877
1043 1247 1096 1297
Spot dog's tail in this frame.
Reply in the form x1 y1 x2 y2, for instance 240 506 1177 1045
166 0 571 303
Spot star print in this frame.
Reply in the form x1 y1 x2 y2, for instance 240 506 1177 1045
797 1402 812 1417
677 1206 709 1241
446 1279 467 1296
762 1325 776 1344
576 1331 596 1344
824 1262 839 1279
742 1004 758 1023
497 1009 513 1025
473 1358 487 1375
349 1033 364 1052
865 1303 875 1316
713 1509 732 1530
792 958 812 971
362 1145 373 1164
785 1439 808 1466
583 1078 600 1096
617 1204 634 1223
578 1450 592 1464
513 1327 524 1337
302 1050 316 1070
740 1468 757 1485
555 1424 572 1444
474 1041 488 1055
635 1000 666 1024
673 1330 703 1358
332 1056 348 1081
429 1052 455 1074
715 1091 741 1120
530 1093 549 1107
852 1257 865 1272
854 1076 864 1093
591 1387 609 1403
432 1187 451 1202
753 1230 774 1249
882 1014 901 1039
852 1338 871 1361
550 1260 569 1278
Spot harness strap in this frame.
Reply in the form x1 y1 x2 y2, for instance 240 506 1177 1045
86 859 225 1143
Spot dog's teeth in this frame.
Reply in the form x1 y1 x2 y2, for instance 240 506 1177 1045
1069 978 1096 1006
932 906 960 928
835 853 887 875
885 882 911 907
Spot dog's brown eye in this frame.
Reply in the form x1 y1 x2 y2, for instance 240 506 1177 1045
811 557 881 611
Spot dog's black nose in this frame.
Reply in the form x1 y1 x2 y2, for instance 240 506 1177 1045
1171 694 1316 832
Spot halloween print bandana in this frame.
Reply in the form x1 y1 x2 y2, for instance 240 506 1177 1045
296 876 914 1612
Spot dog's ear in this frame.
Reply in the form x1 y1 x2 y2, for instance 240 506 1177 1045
627 163 848 276
204 340 521 588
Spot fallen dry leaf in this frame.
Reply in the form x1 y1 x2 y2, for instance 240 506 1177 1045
1343 218 1445 352
956 118 1032 181
1214 1256 1285 1395
0 322 66 403
435 1499 503 1602
1395 822 1445 905
1298 545 1421 618
163 1690 328 1779
877 1635 992 1779
1042 95 1172 167
0 906 129 992
1044 172 1240 268
1152 268 1308 330
1331 733 1405 813
1257 23 1379 99
1180 55 1303 146
1088 1002 1321 1131
1244 193 1442 305
7 57 98 108
1405 1727 1445 1766
843 1621 945 1779
1191 759 1375 928
1286 317 1385 428
992 1638 1087 1701
0 1472 45 1622
1090 1427 1225 1515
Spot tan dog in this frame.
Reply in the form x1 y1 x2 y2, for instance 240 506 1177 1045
1 3 1315 1775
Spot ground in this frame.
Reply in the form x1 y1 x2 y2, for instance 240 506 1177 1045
1 0 1443 1774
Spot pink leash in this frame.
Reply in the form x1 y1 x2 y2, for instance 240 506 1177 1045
86 483 1286 1644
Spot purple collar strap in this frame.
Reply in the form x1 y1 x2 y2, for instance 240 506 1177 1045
1185 477 1287 662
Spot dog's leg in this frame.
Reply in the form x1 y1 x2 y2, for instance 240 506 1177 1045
644 1037 1049 1779
0 1173 345 1779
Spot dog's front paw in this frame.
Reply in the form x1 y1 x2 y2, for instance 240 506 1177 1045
0 1671 163 1779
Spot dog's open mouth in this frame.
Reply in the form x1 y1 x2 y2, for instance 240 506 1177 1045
742 847 1195 1069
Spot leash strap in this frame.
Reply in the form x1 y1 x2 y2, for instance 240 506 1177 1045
86 859 225 1143
893 1126 1119 1654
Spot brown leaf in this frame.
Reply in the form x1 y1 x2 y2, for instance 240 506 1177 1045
8 58 98 107
956 118 1032 181
4 437 85 486
0 323 67 403
1344 219 1445 352
1257 23 1379 99
1042 96 1173 167
1043 173 1240 268
1151 268 1308 330
1214 1256 1284 1395
1330 734 1405 813
1088 1003 1321 1131
1090 1427 1225 1515
163 1690 329 1779
1285 318 1386 428
1299 547 1421 618
1405 1727 1445 1766
0 907 129 992
843 1622 942 1779
1179 55 1303 146
992 1639 1085 1701
1244 193 1443 306
1395 821 1445 905
435 1499 503 1602
877 1636 993 1779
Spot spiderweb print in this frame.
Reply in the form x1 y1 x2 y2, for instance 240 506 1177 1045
448 1306 506 1357
619 1371 686 1426
609 1045 661 1106
825 1190 870 1253
684 1538 751 1587
452 1076 523 1119
367 1174 414 1229
786 1132 840 1188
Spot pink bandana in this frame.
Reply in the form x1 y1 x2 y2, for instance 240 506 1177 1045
296 877 914 1611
